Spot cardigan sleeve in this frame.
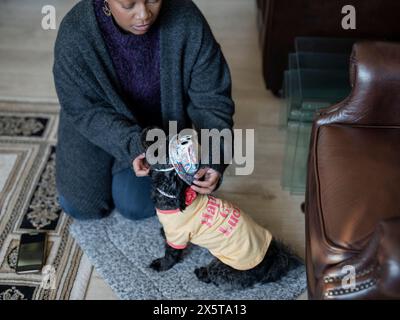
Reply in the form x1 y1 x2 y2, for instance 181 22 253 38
186 10 235 191
53 40 145 166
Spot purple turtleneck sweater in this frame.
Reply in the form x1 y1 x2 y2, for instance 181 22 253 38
94 0 162 128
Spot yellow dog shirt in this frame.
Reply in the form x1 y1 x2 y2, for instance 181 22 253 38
156 188 273 270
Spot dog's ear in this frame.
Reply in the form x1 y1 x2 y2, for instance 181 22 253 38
140 126 161 151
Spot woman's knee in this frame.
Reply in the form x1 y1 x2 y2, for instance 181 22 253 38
112 169 156 221
58 195 110 221
117 204 156 221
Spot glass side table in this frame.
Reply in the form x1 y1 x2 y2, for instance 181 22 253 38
281 37 355 194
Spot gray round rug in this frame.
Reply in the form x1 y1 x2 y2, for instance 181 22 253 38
70 211 307 300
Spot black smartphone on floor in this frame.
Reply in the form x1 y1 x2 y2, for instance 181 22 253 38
16 232 47 274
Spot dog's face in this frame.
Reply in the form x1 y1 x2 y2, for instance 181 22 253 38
140 127 188 210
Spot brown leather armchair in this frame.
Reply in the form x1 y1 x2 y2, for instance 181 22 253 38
305 41 400 299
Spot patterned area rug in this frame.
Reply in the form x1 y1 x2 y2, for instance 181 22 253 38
0 101 92 300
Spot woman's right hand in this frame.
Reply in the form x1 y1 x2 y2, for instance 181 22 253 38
133 153 150 177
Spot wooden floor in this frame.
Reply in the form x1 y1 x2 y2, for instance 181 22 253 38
0 0 305 300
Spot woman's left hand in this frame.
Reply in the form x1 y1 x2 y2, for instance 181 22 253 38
191 167 221 194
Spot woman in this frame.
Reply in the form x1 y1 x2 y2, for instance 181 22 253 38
53 0 234 221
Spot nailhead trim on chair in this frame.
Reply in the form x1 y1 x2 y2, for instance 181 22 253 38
323 265 376 284
324 279 376 297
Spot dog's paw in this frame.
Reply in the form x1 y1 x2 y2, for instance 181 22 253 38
149 258 163 271
194 267 211 283
149 258 173 272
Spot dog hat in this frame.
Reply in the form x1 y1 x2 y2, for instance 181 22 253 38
168 133 200 185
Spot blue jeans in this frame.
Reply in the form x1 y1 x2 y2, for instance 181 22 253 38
58 168 156 221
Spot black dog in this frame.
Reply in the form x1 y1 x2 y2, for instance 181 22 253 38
142 128 301 289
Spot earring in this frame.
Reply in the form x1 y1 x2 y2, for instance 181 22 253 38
103 0 112 16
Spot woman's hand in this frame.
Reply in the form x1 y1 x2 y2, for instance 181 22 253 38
132 153 150 177
191 167 221 194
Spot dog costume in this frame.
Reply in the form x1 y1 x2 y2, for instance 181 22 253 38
156 188 272 271
155 133 273 270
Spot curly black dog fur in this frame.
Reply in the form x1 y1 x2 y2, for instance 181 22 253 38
141 127 301 289
194 239 302 289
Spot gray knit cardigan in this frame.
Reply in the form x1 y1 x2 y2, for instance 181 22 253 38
53 0 235 217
